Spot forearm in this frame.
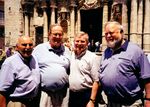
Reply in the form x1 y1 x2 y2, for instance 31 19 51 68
90 81 99 101
86 81 99 107
0 93 6 107
144 82 150 107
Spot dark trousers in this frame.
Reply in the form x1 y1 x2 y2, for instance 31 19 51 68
69 89 98 107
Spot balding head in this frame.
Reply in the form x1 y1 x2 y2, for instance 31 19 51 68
16 36 34 58
104 21 125 50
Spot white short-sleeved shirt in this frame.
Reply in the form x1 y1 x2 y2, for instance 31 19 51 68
69 50 100 92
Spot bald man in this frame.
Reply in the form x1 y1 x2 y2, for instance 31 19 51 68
0 36 40 107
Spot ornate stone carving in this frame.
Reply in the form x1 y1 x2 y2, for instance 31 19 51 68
111 3 122 23
78 0 100 10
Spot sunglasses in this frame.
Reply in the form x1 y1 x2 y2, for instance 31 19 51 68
52 33 63 37
21 43 33 47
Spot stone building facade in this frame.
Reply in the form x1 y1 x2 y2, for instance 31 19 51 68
4 0 150 53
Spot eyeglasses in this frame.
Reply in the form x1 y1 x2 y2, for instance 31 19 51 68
51 33 63 37
21 43 33 47
105 31 119 36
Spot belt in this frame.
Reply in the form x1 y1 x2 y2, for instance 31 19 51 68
9 97 35 103
70 88 92 94
8 96 40 107
43 83 69 93
108 96 143 105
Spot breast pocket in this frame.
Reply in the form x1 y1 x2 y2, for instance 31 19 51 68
78 59 90 74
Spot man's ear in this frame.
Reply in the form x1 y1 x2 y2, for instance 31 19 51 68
15 44 19 50
120 29 123 33
120 25 124 33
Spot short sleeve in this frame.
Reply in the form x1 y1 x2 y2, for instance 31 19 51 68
0 62 15 92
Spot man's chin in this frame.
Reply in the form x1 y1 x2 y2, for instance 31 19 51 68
24 54 32 57
107 43 115 49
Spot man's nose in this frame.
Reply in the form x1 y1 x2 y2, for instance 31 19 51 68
106 33 112 38
25 44 33 48
77 41 82 45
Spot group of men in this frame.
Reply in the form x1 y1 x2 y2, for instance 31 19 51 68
0 21 150 107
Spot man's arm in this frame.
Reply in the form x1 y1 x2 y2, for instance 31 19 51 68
0 93 6 107
86 81 99 107
144 82 150 107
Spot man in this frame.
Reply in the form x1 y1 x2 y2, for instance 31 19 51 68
0 36 40 107
32 24 70 107
0 48 6 69
69 32 100 107
6 47 13 57
99 21 150 107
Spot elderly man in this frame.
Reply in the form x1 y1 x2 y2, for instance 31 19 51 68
99 21 150 107
32 24 70 107
69 32 100 107
0 36 40 107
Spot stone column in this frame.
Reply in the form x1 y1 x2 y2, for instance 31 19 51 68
144 0 150 53
130 0 138 43
32 7 38 44
122 0 128 39
137 0 143 48
70 6 75 44
51 7 55 25
50 0 56 25
30 16 34 39
19 7 24 37
102 2 108 51
76 10 81 33
43 8 48 42
25 14 29 36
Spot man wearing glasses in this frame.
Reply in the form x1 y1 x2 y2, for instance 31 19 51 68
99 21 150 107
0 36 41 107
33 24 70 107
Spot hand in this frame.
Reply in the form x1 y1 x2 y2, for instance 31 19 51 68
0 94 6 107
86 100 95 107
145 100 150 107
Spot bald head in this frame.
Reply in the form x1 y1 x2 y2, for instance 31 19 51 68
17 36 32 44
16 36 34 58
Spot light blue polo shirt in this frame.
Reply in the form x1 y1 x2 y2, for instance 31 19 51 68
32 42 71 92
0 52 40 98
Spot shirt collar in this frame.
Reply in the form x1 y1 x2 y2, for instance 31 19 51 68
104 40 128 59
113 40 128 54
46 42 65 55
17 52 32 66
75 49 87 59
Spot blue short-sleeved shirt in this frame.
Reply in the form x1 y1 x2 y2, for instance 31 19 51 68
0 52 40 98
32 42 70 92
99 40 150 102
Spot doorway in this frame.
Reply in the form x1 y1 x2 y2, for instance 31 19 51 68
35 27 43 45
80 8 102 43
